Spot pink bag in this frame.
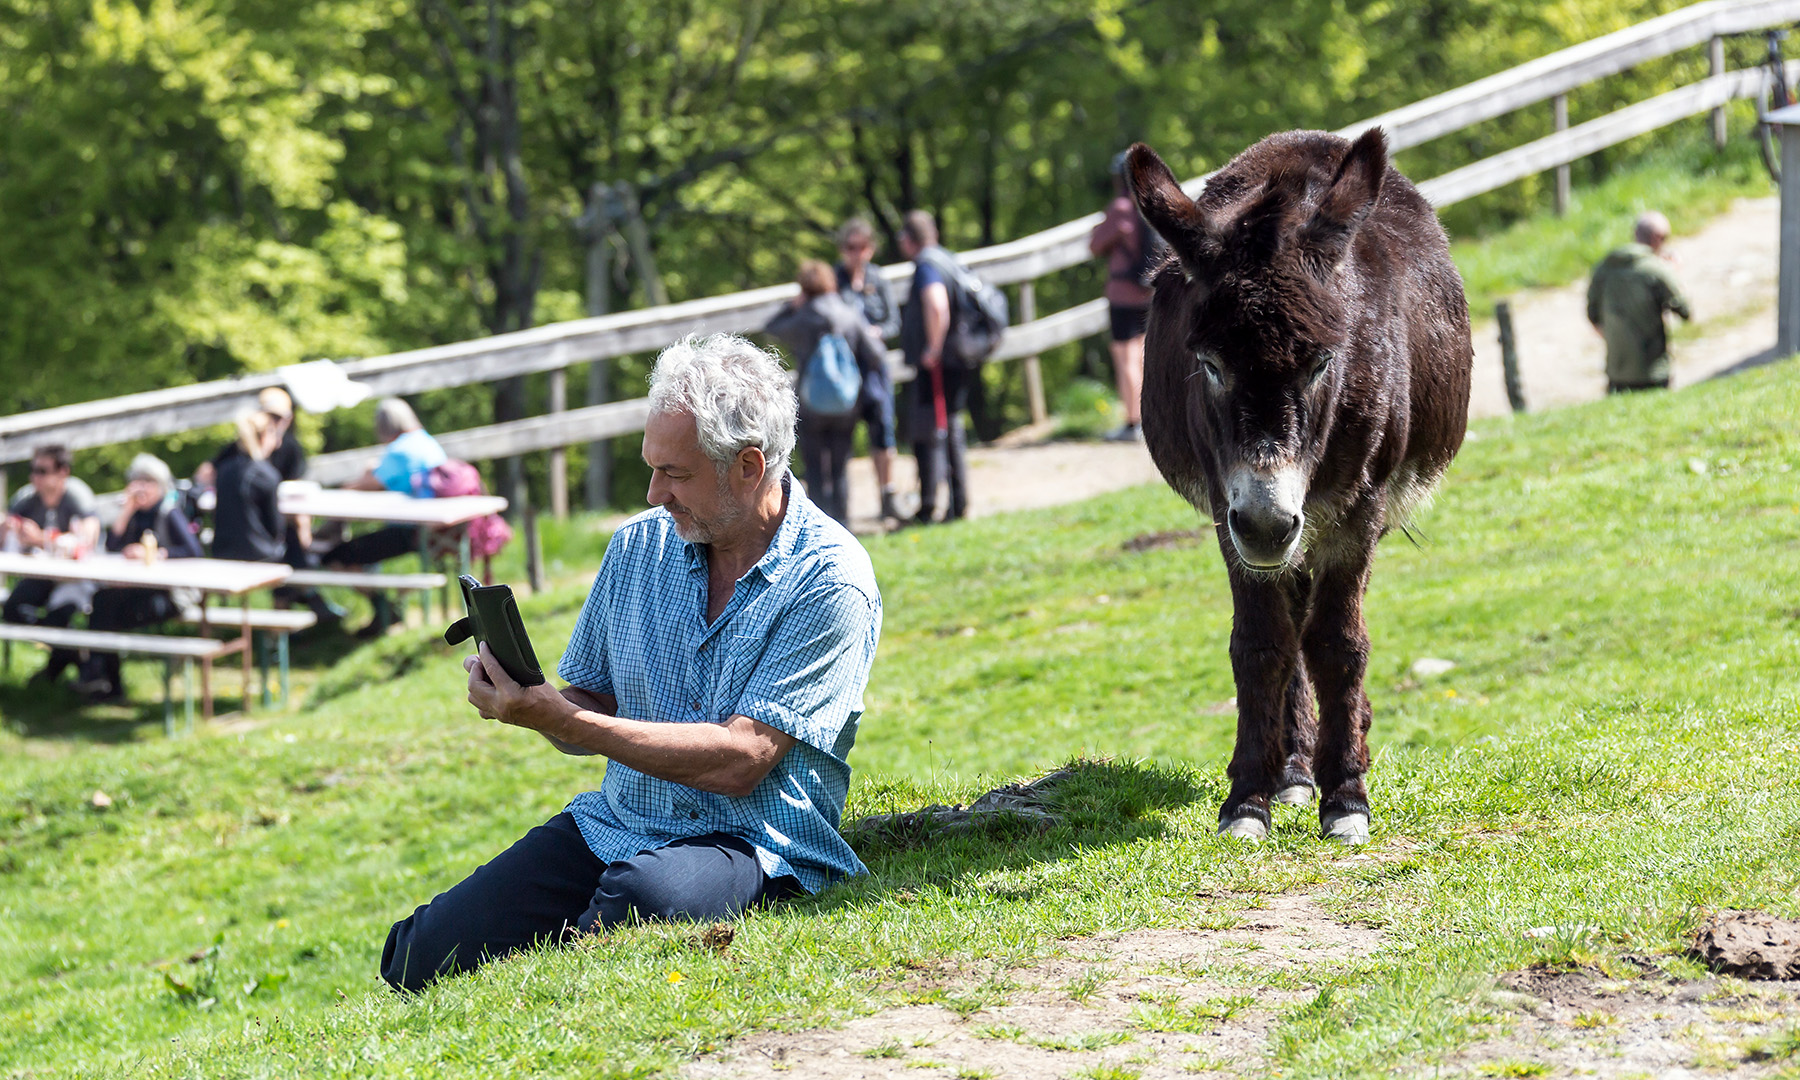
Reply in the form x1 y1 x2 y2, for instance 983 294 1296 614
425 459 512 559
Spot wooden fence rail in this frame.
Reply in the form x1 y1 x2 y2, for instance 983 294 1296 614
3 0 1797 476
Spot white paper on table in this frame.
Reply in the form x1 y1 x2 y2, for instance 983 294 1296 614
278 360 373 414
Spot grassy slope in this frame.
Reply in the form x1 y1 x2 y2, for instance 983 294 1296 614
5 353 1800 1077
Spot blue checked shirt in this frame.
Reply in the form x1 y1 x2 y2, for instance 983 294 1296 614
557 482 882 894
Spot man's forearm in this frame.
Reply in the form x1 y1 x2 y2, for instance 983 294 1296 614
541 686 614 755
539 703 788 798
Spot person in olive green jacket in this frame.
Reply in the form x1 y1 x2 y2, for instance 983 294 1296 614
1586 212 1693 392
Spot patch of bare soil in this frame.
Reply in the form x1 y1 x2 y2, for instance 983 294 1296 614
683 893 1385 1079
1122 530 1206 554
1444 967 1800 1078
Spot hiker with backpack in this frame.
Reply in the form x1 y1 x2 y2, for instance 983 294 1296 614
897 210 1008 525
765 259 887 527
1088 150 1167 443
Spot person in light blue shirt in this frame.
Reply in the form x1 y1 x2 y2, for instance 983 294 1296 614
321 397 450 636
381 334 882 993
355 398 448 497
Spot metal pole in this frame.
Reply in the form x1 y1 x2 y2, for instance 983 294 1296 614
547 368 567 521
1552 94 1571 217
1710 36 1727 149
1780 117 1800 357
1019 282 1047 426
1496 301 1527 413
579 182 613 511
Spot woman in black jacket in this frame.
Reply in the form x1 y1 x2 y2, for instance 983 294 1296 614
211 412 286 564
76 454 203 702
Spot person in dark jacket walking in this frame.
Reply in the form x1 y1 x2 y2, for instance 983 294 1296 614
834 218 902 523
212 411 287 564
897 210 969 524
1587 212 1693 392
765 259 886 527
76 454 203 701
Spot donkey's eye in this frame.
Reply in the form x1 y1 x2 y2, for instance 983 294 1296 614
1309 350 1333 384
1199 356 1223 385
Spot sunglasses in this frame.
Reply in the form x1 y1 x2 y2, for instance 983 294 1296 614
29 465 61 476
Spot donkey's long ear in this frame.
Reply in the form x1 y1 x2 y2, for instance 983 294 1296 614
1127 143 1215 276
1299 126 1387 272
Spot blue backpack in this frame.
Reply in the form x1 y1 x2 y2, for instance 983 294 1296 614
799 332 862 416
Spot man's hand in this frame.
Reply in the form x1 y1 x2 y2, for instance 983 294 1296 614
465 644 572 733
14 517 43 549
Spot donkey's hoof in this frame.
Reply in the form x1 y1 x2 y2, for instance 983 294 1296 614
1273 784 1315 807
1321 813 1370 846
1218 816 1269 842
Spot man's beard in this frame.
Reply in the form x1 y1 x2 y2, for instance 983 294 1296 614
669 474 745 545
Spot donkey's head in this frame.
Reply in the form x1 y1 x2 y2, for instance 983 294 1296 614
1128 130 1388 572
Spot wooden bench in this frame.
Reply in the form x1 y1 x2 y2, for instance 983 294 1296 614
284 569 450 631
175 607 317 709
0 623 231 736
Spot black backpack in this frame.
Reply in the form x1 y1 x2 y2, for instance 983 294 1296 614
916 248 1009 366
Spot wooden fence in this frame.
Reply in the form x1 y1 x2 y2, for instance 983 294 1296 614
4 0 1798 495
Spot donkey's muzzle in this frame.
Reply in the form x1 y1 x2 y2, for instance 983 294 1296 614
1227 506 1302 568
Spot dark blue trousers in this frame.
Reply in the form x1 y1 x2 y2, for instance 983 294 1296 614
381 812 801 992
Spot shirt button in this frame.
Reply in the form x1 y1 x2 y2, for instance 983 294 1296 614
691 701 701 710
689 812 700 820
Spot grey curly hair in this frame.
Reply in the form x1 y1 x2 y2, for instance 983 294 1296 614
647 334 796 478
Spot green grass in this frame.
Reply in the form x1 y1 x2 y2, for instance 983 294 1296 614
1448 117 1774 318
7 357 1800 1077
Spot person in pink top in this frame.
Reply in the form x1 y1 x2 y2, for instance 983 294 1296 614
1087 151 1164 443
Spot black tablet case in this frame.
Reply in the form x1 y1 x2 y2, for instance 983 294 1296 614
444 574 546 686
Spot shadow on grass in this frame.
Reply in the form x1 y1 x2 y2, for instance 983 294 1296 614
811 758 1209 911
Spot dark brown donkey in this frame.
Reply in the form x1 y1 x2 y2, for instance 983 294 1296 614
1126 129 1472 845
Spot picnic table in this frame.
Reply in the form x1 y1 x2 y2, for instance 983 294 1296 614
0 551 291 724
277 483 507 624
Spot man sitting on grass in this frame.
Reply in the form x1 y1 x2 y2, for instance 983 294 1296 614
382 334 883 993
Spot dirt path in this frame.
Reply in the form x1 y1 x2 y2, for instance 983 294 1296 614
834 196 1781 531
686 892 1387 1080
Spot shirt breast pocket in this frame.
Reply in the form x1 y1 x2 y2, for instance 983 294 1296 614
712 633 768 718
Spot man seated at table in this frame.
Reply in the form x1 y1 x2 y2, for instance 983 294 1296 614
2 444 102 687
76 454 203 702
320 396 448 636
380 334 882 993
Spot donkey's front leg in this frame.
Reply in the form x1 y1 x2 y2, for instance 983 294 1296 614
1220 571 1302 840
1302 542 1378 846
1275 569 1318 807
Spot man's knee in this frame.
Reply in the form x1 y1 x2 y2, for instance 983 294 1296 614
595 843 764 926
380 905 459 994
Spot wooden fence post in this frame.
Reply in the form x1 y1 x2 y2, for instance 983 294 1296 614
1019 281 1047 426
547 368 567 521
1778 109 1800 357
1496 301 1527 413
523 503 545 594
1710 35 1727 149
1553 94 1571 216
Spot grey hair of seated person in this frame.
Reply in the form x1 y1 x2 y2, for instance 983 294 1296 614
126 453 174 494
646 334 797 479
373 397 423 444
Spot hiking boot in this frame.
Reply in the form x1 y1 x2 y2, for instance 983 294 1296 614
879 490 902 523
1104 422 1142 443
